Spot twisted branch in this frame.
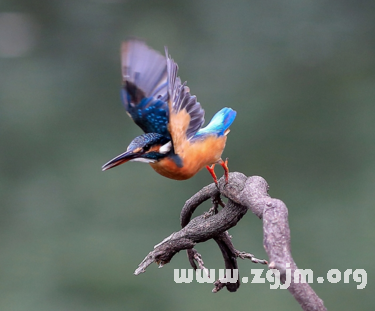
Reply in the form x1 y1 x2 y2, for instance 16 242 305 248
134 172 326 311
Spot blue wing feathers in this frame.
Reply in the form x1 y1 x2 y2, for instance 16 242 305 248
121 39 170 136
121 89 170 137
194 108 236 138
120 39 236 143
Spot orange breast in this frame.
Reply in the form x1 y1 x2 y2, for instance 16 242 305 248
150 135 227 180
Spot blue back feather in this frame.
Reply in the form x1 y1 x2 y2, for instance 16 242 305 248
194 107 236 138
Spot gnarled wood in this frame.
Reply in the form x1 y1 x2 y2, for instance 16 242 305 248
135 172 326 311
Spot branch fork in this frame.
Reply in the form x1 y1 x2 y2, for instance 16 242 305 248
134 172 326 311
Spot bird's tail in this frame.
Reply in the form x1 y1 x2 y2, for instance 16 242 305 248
194 107 237 138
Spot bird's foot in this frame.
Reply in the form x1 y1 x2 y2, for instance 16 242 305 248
219 158 229 184
206 164 219 186
206 158 230 186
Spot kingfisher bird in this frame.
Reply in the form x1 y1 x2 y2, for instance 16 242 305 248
102 39 237 184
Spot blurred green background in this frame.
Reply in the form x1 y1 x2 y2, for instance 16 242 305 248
1 0 374 310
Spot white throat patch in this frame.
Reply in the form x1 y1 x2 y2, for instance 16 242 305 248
159 141 172 154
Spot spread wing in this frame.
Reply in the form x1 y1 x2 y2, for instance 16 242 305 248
121 39 170 137
165 48 205 153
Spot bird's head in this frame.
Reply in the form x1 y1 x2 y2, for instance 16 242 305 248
102 133 172 171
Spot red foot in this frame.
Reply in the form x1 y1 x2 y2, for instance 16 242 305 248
206 158 230 186
206 164 218 186
219 158 229 184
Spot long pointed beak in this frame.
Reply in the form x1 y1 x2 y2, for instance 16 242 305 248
102 150 138 171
